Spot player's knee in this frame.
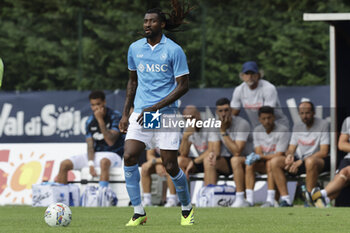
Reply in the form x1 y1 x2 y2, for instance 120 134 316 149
123 153 138 166
164 161 177 174
141 163 149 175
270 156 282 169
231 157 241 169
340 167 350 178
60 160 73 172
100 158 111 170
305 157 317 170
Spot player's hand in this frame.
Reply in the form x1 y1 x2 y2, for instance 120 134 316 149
89 166 97 177
183 126 195 139
284 154 294 170
288 159 302 174
208 152 217 166
219 114 231 131
185 160 195 178
119 116 129 133
94 106 105 121
137 107 156 126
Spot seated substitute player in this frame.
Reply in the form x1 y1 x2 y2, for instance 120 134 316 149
312 116 350 207
119 3 194 226
141 147 178 207
245 106 290 207
203 97 253 207
271 101 330 207
178 105 218 185
56 90 125 188
230 61 289 129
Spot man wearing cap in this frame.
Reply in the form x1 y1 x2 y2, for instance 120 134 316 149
230 61 289 129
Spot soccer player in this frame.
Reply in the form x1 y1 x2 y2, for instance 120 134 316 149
119 4 193 226
271 101 330 207
204 98 253 207
178 105 219 185
56 91 125 188
230 61 289 129
312 116 350 207
245 106 290 207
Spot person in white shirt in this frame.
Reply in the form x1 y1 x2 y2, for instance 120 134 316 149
312 116 350 207
230 61 289 129
245 106 290 207
204 98 253 207
271 101 330 207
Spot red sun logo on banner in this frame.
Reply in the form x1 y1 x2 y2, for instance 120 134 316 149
0 150 56 204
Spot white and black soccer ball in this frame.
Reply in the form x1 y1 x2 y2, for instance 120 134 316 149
44 203 72 227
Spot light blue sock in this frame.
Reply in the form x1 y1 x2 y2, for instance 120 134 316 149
171 169 191 206
124 164 141 206
99 181 109 188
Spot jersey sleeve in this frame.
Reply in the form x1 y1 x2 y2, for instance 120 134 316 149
252 127 261 148
263 85 278 107
111 111 122 132
230 87 241 109
85 116 93 139
127 45 137 71
235 120 250 141
320 121 330 145
341 117 350 134
289 128 298 145
208 131 220 142
173 47 189 78
276 130 291 152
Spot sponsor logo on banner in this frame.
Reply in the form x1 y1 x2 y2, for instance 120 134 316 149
0 144 84 205
0 103 89 138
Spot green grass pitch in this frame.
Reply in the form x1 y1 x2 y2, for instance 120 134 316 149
1 206 350 233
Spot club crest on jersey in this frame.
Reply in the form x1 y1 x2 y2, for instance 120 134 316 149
160 53 167 61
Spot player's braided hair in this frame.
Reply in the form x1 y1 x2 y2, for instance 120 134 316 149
147 0 193 32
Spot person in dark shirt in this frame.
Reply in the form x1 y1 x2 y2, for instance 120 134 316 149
56 90 125 188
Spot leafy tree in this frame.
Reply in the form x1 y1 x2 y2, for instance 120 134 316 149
0 0 349 90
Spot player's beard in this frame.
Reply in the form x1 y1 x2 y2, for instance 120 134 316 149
144 28 161 39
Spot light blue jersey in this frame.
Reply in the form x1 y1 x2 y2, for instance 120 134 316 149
128 34 189 113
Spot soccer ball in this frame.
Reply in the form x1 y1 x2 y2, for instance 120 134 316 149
44 203 72 227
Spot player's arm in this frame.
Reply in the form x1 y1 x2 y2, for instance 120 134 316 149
310 144 329 159
221 136 246 157
119 71 138 133
284 144 297 167
310 123 330 159
207 140 221 166
179 128 194 157
231 88 241 116
256 146 284 161
193 150 209 164
86 137 98 176
137 75 189 124
87 137 95 161
97 121 120 146
338 133 350 152
141 75 189 112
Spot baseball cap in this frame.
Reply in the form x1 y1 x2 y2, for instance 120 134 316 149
242 61 259 73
